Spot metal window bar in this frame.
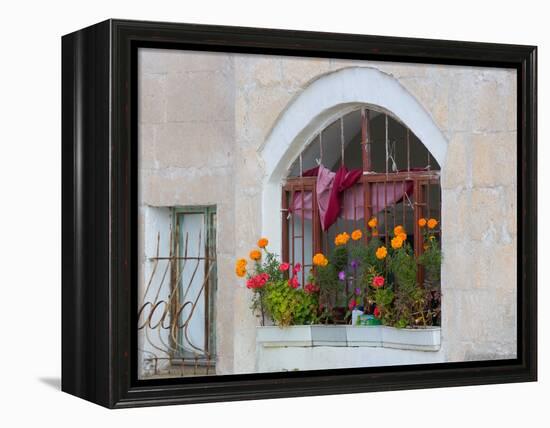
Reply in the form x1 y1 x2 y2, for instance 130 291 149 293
137 207 217 379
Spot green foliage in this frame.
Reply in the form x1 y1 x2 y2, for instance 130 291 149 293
255 250 284 283
388 242 417 291
418 239 442 284
263 280 318 326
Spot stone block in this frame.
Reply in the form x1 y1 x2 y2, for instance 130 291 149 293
236 86 294 146
139 48 231 74
471 132 517 187
448 68 517 133
152 120 234 168
400 76 450 132
469 187 507 242
281 57 331 89
138 73 167 124
441 133 471 189
166 71 234 122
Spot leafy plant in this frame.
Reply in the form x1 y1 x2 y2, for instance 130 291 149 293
263 280 318 326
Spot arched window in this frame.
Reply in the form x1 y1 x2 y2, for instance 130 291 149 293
281 107 441 288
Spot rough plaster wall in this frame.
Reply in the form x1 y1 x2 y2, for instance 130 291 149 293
138 48 237 374
139 49 517 374
233 56 517 370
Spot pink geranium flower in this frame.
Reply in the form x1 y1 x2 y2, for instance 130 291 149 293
288 276 300 289
372 276 385 288
292 263 302 274
279 262 290 272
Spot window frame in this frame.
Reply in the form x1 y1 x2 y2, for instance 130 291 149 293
281 107 441 284
171 205 217 364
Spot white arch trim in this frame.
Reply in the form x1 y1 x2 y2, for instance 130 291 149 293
259 66 448 256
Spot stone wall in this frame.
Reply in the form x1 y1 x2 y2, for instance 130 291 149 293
138 48 517 376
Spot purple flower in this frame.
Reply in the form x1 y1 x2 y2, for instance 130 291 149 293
350 259 359 269
338 271 346 281
354 287 361 296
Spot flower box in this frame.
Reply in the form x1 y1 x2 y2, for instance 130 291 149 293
257 325 441 351
382 326 441 351
256 325 312 347
311 325 348 346
345 325 383 347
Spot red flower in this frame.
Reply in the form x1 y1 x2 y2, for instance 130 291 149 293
288 276 300 289
304 283 319 294
279 262 290 272
372 276 385 288
292 263 302 274
348 299 356 310
373 307 381 318
246 273 270 289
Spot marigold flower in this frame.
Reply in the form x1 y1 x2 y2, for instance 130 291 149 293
427 218 438 229
351 229 363 241
391 235 404 249
418 218 427 228
429 235 436 241
375 246 387 260
334 232 350 246
249 249 262 261
372 228 379 237
398 232 407 241
279 262 290 272
367 217 378 228
257 237 269 248
394 225 405 236
312 253 328 267
235 259 247 277
235 265 247 277
372 276 385 288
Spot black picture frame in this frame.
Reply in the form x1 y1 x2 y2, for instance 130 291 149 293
61 19 537 408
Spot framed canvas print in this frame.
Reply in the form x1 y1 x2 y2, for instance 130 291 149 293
61 19 537 408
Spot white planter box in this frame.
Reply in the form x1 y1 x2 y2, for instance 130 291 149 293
345 326 383 347
256 325 441 351
256 325 312 347
382 326 441 351
311 325 347 346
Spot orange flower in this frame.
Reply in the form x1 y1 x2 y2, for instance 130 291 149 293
391 235 404 250
249 249 262 261
375 246 387 260
372 228 379 237
427 218 438 229
313 253 328 267
257 237 269 248
351 229 363 241
235 258 247 277
398 232 407 241
235 265 247 277
393 225 405 236
367 217 378 228
334 232 350 246
418 218 427 228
